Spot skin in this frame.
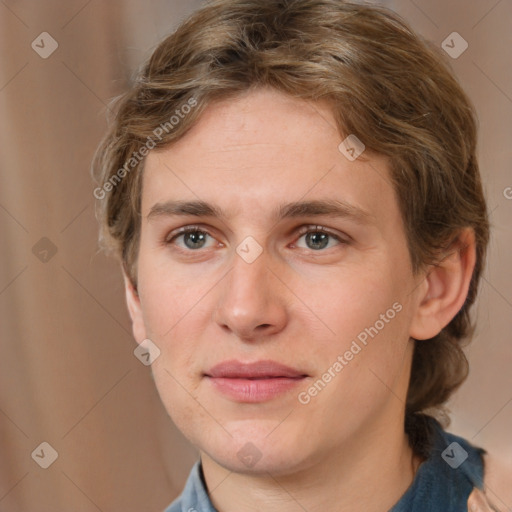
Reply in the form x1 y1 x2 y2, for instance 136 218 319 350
125 87 476 512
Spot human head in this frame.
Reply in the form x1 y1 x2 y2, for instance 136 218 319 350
93 0 489 453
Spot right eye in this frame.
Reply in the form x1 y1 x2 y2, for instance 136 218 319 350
166 226 218 251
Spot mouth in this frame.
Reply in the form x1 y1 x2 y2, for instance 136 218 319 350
204 359 308 402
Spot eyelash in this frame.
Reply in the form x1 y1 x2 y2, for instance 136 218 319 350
165 224 349 251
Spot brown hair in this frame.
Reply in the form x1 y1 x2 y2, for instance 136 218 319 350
93 0 489 437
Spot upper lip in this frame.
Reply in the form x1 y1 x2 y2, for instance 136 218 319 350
205 359 308 379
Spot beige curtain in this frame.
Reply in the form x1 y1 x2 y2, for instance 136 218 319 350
0 1 510 511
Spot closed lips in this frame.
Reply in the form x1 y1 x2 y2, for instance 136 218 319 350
204 359 308 379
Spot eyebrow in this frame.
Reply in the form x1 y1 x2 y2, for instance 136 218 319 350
147 199 374 225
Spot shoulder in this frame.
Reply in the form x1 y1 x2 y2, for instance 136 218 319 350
472 452 512 512
162 498 182 512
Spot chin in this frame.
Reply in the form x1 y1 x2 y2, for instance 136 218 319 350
201 425 314 476
208 447 306 476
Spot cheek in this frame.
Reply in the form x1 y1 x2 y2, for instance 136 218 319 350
137 252 211 338
151 363 218 447
300 265 403 342
296 266 411 398
296 309 411 437
136 272 205 398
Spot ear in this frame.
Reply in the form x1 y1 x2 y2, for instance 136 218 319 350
409 227 476 341
123 270 147 344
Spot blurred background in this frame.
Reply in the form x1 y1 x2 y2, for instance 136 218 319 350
0 0 510 510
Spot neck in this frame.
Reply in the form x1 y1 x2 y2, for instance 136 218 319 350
201 416 421 512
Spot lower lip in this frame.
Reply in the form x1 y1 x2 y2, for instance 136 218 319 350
205 376 306 402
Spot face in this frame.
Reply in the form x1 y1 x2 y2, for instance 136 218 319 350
128 88 426 476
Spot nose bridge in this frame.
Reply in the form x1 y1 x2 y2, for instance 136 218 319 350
226 244 272 312
212 242 287 338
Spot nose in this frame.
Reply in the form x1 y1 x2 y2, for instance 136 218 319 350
212 247 288 342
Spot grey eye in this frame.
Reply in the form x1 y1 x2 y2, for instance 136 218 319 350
182 230 209 249
304 232 330 250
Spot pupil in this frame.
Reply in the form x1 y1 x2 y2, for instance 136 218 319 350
185 231 206 249
306 232 329 250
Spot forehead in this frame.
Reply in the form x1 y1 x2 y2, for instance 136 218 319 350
141 88 400 231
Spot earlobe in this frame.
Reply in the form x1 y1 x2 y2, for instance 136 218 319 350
409 228 476 341
123 270 147 344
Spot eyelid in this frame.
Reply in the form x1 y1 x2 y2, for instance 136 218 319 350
165 224 205 242
294 224 350 242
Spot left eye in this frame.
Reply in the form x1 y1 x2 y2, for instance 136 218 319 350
295 227 344 251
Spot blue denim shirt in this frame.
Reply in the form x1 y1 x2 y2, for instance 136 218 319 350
164 417 485 512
